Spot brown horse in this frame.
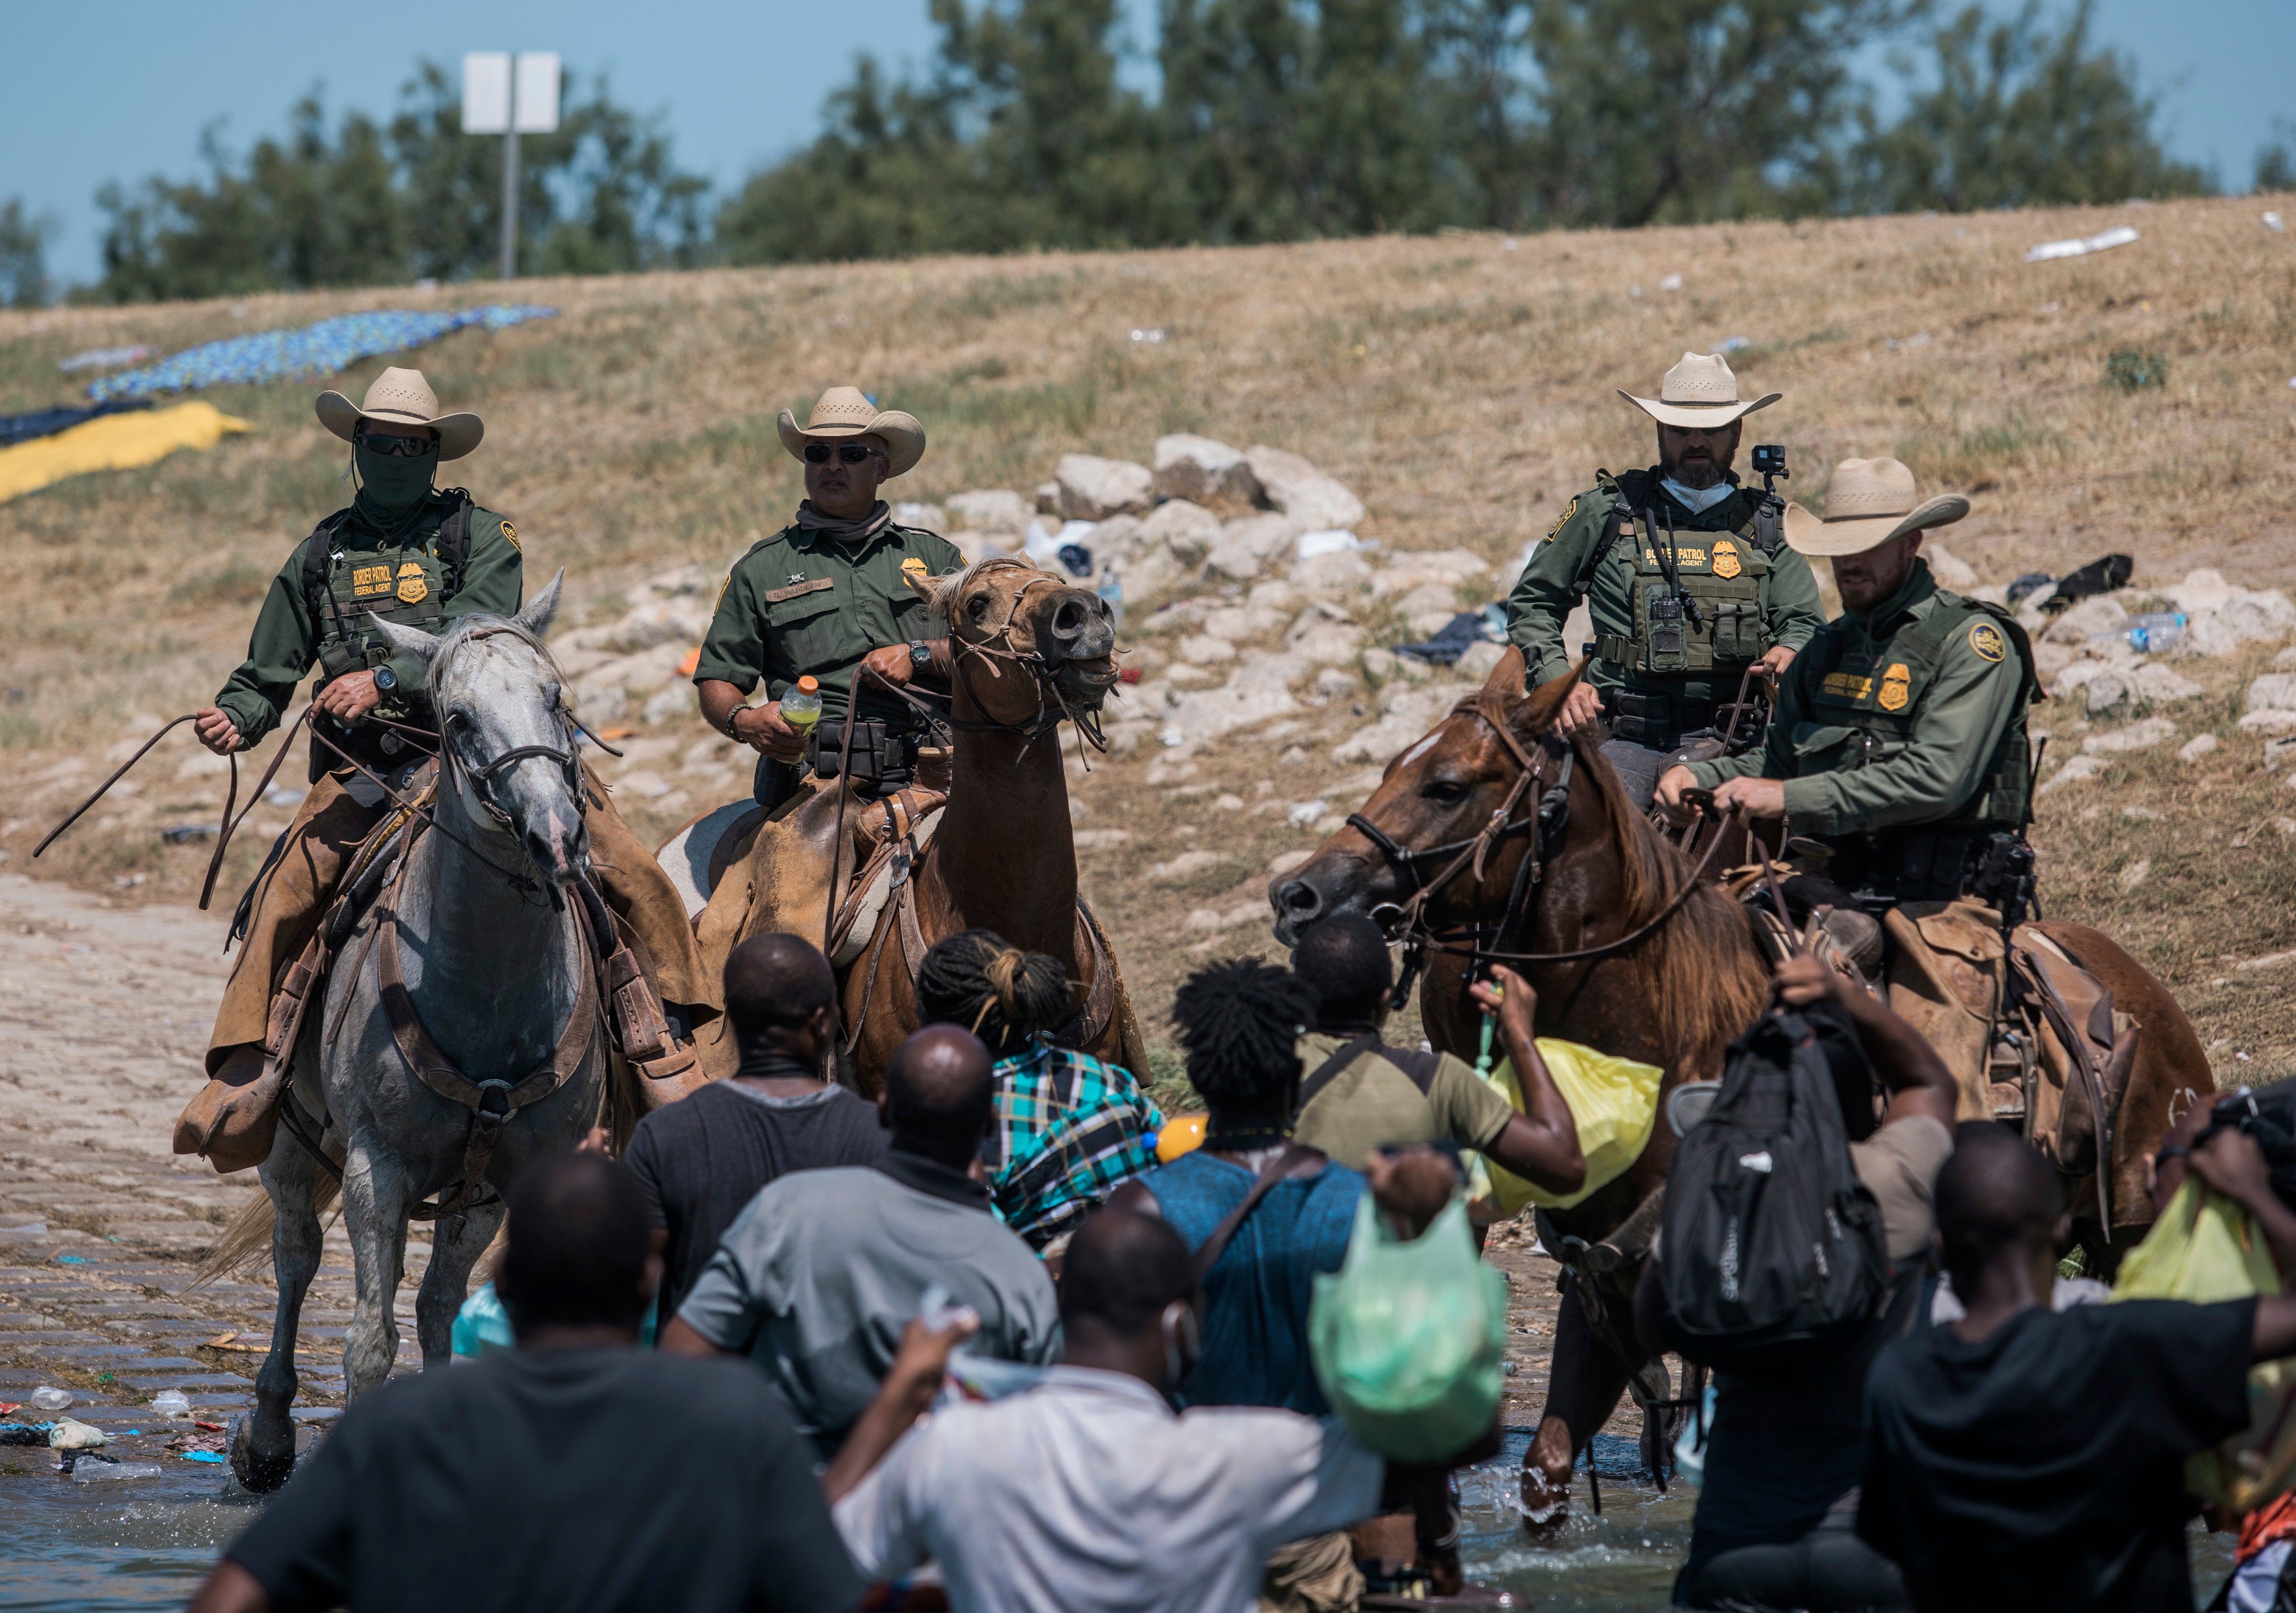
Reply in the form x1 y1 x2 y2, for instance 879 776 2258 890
680 555 1147 1091
1271 647 2211 1523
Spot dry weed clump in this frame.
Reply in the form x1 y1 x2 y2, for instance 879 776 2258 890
4 196 2293 1075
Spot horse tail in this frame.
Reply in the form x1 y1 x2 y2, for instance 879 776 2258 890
190 1137 346 1288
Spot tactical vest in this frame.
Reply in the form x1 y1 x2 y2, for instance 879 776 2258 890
1796 592 2041 836
300 491 475 680
1585 468 1786 677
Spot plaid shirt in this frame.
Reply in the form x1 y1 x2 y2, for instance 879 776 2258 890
984 1044 1163 1250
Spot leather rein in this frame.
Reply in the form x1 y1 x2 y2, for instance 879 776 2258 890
1350 688 1728 974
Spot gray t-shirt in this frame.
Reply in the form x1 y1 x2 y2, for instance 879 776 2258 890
677 1152 1061 1458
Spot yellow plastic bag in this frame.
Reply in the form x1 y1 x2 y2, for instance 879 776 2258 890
2113 1178 2296 1509
1471 1039 1663 1215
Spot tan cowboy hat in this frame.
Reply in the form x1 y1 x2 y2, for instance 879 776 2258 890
315 366 483 460
1784 457 1969 557
776 386 926 478
1619 351 1781 430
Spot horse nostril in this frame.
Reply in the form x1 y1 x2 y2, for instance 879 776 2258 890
1275 878 1323 920
1051 600 1086 640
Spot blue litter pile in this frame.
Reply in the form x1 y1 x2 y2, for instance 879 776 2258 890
88 305 557 402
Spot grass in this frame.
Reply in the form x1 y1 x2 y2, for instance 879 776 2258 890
4 194 2294 1074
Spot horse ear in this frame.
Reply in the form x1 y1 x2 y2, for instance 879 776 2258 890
1519 656 1588 736
514 570 566 639
904 568 941 601
365 614 440 668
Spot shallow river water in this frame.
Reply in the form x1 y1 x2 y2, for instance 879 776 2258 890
0 1432 2244 1611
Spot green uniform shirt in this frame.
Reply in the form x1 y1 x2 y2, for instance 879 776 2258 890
694 519 965 729
1507 474 1824 702
1686 561 2029 839
213 497 522 747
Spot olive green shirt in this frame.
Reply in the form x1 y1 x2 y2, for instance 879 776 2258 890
212 497 522 747
1507 475 1824 700
1289 1032 1515 1172
694 518 966 729
1686 561 2026 838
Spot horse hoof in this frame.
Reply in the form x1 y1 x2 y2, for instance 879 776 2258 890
226 1411 295 1494
1517 1466 1571 1533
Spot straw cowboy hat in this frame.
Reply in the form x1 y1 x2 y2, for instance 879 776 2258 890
1784 457 1969 557
315 366 483 460
1619 351 1781 430
776 387 926 479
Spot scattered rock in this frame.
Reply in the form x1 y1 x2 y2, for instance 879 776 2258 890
1156 652 1309 746
2240 710 2296 735
1333 681 1478 763
2042 595 2128 646
1151 850 1229 880
2247 673 2296 712
1034 480 1061 515
1454 641 1506 682
1177 634 1237 664
2038 754 2109 794
2177 734 2219 763
1140 499 1222 563
893 501 946 533
1072 829 1133 849
1925 542 1979 590
945 488 1031 534
1371 549 1491 598
1202 605 1288 642
1152 435 1261 507
2081 717 2178 754
2130 663 2203 704
1207 513 1302 581
2085 672 2129 716
1056 454 1155 520
1185 901 1270 933
1267 849 1314 876
1289 549 1376 593
1246 445 1365 531
2268 737 2296 772
2118 859 2151 890
1285 605 1368 667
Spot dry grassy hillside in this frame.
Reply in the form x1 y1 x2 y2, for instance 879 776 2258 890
4 195 2293 1079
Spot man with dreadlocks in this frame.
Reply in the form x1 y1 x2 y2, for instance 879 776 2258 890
1111 959 1482 1612
916 929 1162 1258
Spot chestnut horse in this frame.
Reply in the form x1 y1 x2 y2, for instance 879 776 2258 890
1271 648 2211 1525
682 555 1147 1091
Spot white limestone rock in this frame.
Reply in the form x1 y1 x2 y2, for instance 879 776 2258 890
1371 549 1491 598
2248 673 2296 712
1206 513 1303 582
2177 733 2219 763
2130 663 2204 704
1925 542 1979 590
1152 434 1261 506
2042 595 2128 646
2081 717 2178 754
1056 454 1154 520
892 501 946 534
1245 445 1365 531
1454 641 1506 682
2037 754 2109 794
945 489 1032 533
1140 499 1222 563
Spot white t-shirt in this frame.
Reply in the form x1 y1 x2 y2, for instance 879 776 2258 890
834 1365 1386 1613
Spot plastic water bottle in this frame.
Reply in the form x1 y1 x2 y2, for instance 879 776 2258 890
2125 612 2186 654
779 676 823 735
1097 565 1125 630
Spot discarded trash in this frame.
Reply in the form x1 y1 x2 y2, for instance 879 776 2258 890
149 1390 191 1419
180 1451 227 1465
1393 609 1503 665
2006 572 2057 608
55 1254 88 1264
1155 1113 1207 1162
1127 327 1167 346
161 824 218 844
2107 349 2168 390
1096 565 1124 630
2126 612 2188 654
2040 554 2133 613
1294 529 1364 560
2026 224 2140 262
1659 274 1683 292
2267 212 2286 234
1055 543 1094 579
1708 336 1751 354
73 1458 163 1482
48 1416 106 1449
29 1387 72 1412
0 1423 51 1446
451 1282 517 1360
59 344 158 373
89 305 557 402
1885 332 1933 351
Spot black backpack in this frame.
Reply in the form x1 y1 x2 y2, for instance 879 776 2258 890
1660 1007 1892 1380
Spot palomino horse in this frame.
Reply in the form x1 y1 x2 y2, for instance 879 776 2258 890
678 555 1146 1090
231 581 611 1490
1271 648 2211 1524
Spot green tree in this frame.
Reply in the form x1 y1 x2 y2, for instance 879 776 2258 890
1845 0 2211 213
2258 119 2296 195
0 199 55 308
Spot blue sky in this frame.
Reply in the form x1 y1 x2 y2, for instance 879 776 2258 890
3 0 2289 289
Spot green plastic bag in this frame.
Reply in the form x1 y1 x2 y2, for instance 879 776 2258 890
2113 1178 2296 1509
1309 1194 1506 1461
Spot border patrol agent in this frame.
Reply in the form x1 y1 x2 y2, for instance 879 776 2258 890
177 368 717 1172
1656 457 2043 1110
1507 352 1826 806
695 387 965 812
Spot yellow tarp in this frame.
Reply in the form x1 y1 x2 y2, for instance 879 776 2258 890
0 402 251 504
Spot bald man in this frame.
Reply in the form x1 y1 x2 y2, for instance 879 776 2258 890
662 1025 1060 1459
624 934 889 1319
1859 1128 2296 1613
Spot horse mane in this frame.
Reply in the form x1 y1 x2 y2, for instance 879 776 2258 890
1499 659 1770 1072
930 553 1057 616
431 611 565 685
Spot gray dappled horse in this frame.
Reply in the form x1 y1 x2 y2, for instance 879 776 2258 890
231 577 608 1490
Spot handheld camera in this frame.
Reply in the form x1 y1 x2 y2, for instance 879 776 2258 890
1751 443 1788 493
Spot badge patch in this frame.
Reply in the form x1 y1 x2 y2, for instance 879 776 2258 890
499 521 518 552
1822 671 1874 702
1878 663 1912 712
351 563 394 597
901 557 929 580
1546 496 1579 538
395 562 429 605
1710 538 1743 580
1969 622 2006 662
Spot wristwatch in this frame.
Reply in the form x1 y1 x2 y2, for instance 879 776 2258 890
372 665 397 693
909 642 933 669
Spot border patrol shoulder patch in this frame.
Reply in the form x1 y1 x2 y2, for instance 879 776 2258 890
499 520 519 552
1546 495 1579 539
1968 621 2006 662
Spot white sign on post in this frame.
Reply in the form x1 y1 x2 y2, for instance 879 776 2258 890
462 52 512 134
513 52 562 133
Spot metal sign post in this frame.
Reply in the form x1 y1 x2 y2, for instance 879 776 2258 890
463 52 561 282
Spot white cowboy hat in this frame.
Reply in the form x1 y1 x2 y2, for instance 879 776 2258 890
775 386 926 479
1619 351 1781 430
1784 456 1970 557
315 366 483 460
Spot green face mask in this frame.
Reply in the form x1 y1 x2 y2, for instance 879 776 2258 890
352 442 437 521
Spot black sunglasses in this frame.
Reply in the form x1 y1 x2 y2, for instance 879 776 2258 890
802 442 881 466
356 431 439 458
